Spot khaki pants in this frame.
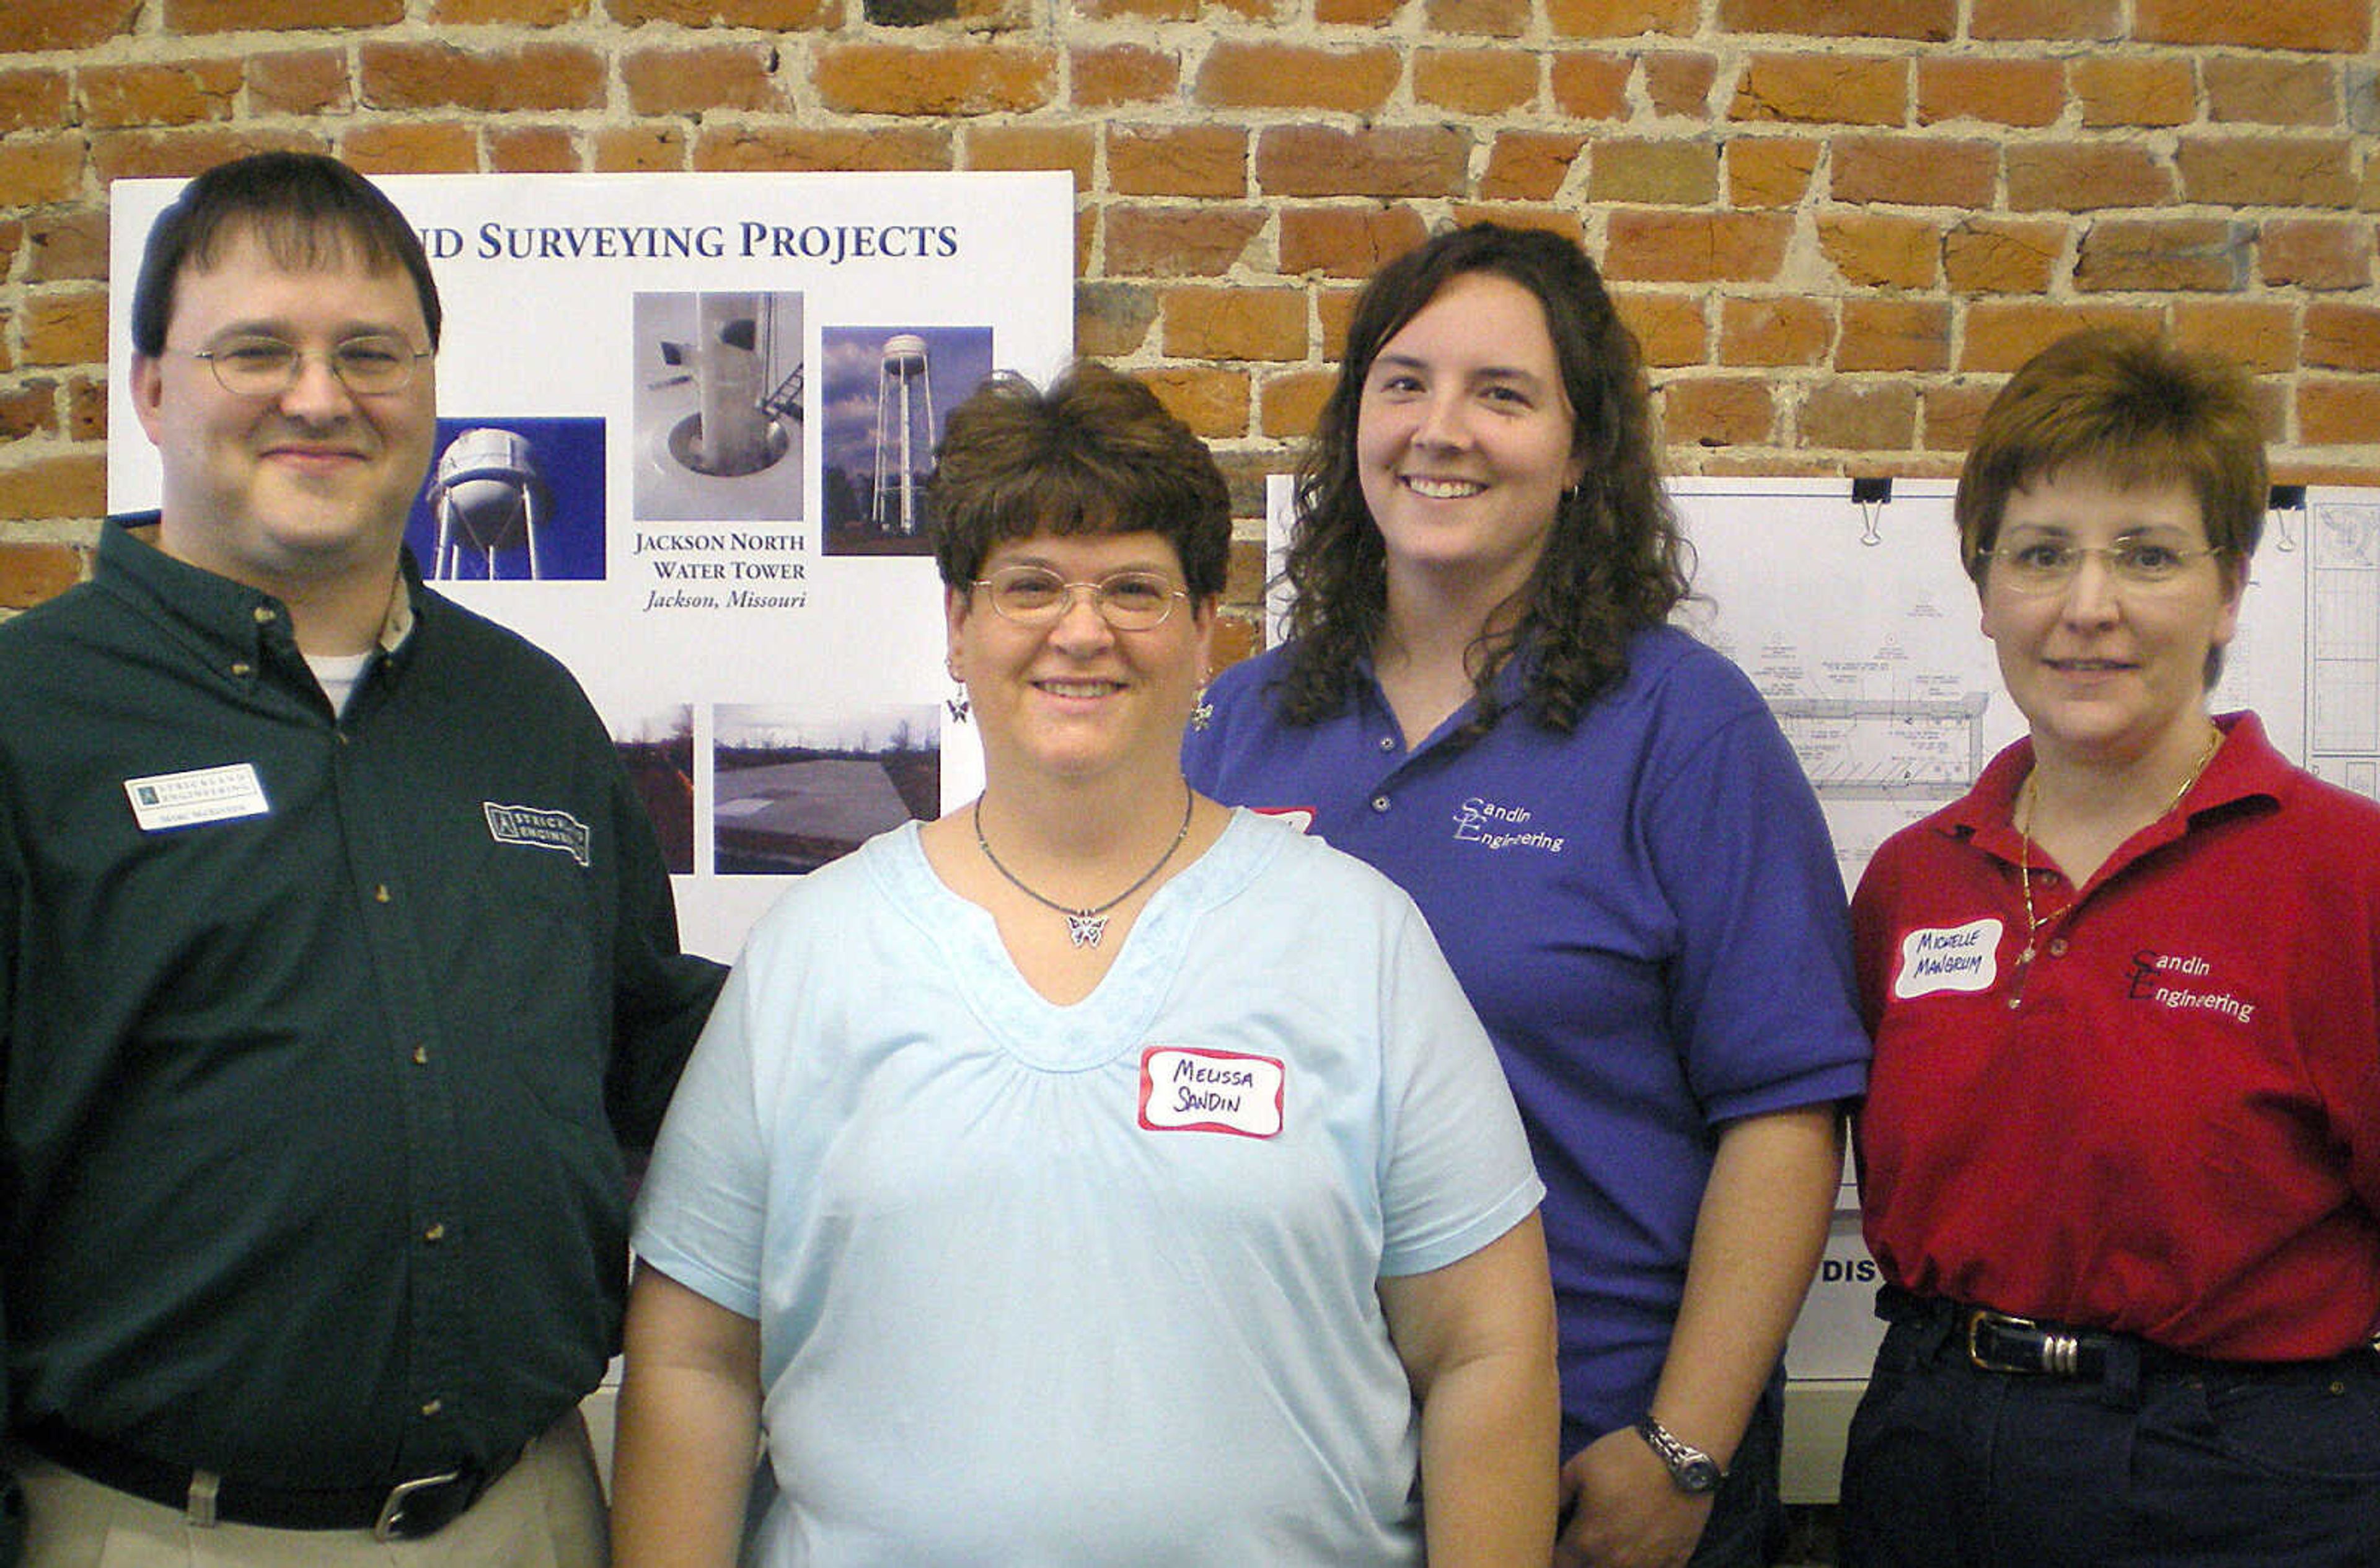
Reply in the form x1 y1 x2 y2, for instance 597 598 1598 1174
19 1413 607 1568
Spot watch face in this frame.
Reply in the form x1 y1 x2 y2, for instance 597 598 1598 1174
1677 1456 1722 1494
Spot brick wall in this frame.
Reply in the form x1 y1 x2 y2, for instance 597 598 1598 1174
3 0 2376 624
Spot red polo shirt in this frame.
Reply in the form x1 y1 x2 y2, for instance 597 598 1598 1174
1853 712 2380 1361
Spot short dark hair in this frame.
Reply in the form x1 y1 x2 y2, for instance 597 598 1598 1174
1957 328 2266 591
928 362 1230 599
1274 222 1688 735
131 151 443 358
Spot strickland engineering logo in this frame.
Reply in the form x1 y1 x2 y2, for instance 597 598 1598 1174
483 802 593 867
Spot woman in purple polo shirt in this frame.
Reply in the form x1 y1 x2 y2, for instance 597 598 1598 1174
1184 222 1870 1568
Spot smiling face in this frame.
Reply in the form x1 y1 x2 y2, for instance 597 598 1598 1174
946 529 1215 790
131 222 436 602
1354 270 1588 607
1980 469 2241 773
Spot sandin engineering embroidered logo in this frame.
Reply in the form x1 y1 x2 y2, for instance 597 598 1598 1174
2126 950 2255 1024
483 803 592 867
1452 795 1565 853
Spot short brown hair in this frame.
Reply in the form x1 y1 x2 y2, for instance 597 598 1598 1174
1956 328 2266 592
928 362 1230 599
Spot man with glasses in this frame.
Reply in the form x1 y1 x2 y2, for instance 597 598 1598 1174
0 151 723 1565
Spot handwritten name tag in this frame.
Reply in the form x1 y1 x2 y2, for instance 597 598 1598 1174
1138 1047 1285 1139
1893 918 2001 998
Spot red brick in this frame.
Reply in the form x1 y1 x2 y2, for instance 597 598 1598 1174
1725 137 1817 208
1971 0 2118 37
1833 136 1996 209
1140 366 1251 440
1919 58 2063 128
2304 304 2380 371
2262 219 2374 291
692 125 951 172
0 71 71 136
89 128 315 187
1660 376 1776 447
2005 143 2174 211
2205 57 2342 128
247 51 351 117
1960 301 2161 372
169 0 400 30
0 542 87 607
1196 43 1398 113
1160 286 1307 361
1071 45 1176 108
2136 0 2373 51
22 289 107 368
1821 213 1940 289
1643 52 1717 117
1481 133 1585 201
1318 286 1363 359
1801 381 1917 451
1254 125 1468 200
79 60 240 129
1 135 85 208
1944 217 2066 293
816 44 1055 116
1719 296 1831 366
1075 281 1157 357
1104 206 1263 278
1109 125 1248 198
2075 219 2253 293
1923 382 1999 453
2073 56 2192 129
1589 141 1718 205
593 125 687 172
0 454 106 524
1615 291 1709 367
2170 301 2298 373
1415 49 1538 115
436 0 583 19
1729 53 1905 126
0 382 61 445
1545 0 1695 32
1426 0 1530 35
485 125 578 173
1717 0 1950 38
361 42 604 112
3 0 137 50
2299 379 2380 446
623 45 782 115
25 209 108 284
964 125 1095 187
1315 0 1396 20
2177 136 2358 208
1278 206 1429 278
1078 0 1196 18
1836 299 1949 372
338 123 477 174
605 0 835 22
1446 203 1584 242
1259 369 1336 439
1603 210 1791 283
1549 51 1633 119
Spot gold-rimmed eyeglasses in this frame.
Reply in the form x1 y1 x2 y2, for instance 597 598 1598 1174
972 565 1189 631
1979 539 2229 595
181 333 432 399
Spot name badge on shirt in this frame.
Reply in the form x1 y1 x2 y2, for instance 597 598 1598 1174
123 763 271 832
1893 918 2001 998
1138 1047 1285 1139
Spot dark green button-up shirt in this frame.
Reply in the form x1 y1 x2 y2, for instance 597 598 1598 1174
0 518 724 1488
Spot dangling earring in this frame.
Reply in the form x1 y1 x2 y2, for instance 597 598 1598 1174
945 655 970 725
1190 675 1214 733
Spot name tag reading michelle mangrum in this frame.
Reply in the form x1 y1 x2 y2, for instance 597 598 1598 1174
124 763 271 832
1138 1047 1285 1139
1893 917 2002 998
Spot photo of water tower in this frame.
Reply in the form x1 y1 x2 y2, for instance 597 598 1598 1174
818 325 993 558
403 416 607 581
632 291 806 524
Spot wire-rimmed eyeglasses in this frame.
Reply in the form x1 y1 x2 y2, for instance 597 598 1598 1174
1978 539 2229 595
181 333 433 399
972 566 1189 631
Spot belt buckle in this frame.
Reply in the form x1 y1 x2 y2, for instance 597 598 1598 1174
1966 1308 2044 1375
374 1469 466 1542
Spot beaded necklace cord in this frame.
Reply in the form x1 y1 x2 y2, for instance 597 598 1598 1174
974 785 1195 949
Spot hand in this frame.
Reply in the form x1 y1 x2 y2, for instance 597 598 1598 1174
1553 1426 1713 1568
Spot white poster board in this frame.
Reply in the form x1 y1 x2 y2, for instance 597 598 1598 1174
109 172 1076 960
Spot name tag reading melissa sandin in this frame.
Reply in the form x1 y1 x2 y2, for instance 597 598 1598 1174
1138 1046 1285 1139
124 762 271 832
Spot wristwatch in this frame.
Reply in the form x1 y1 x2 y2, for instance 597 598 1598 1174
1634 1416 1725 1495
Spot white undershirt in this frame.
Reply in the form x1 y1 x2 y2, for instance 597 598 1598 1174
304 651 374 716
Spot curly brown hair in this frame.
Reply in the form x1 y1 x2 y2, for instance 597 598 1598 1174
1270 222 1689 736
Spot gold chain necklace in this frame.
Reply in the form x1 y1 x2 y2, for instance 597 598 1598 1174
974 785 1195 949
2014 724 2222 966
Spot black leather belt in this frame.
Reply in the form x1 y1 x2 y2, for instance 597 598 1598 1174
24 1420 511 1540
1964 1308 2115 1377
